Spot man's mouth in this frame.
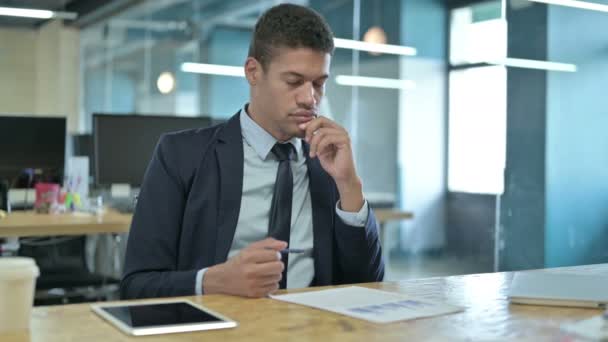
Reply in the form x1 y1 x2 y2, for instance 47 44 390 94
290 111 317 124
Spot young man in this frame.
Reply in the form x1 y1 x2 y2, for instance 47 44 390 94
121 3 384 299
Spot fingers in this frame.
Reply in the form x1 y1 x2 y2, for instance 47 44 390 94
246 283 280 298
261 283 280 296
240 238 287 263
316 134 349 159
247 237 288 251
243 262 283 298
241 248 282 264
226 238 289 298
299 116 342 143
307 127 346 158
258 273 283 287
250 260 284 277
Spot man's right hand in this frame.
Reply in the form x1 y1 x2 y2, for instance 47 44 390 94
202 238 287 298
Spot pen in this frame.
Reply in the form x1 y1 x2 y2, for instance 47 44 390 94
265 247 308 254
279 248 306 254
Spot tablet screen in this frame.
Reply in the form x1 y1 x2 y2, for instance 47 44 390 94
101 302 225 328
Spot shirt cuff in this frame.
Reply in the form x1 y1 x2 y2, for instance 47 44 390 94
195 268 208 295
335 200 369 227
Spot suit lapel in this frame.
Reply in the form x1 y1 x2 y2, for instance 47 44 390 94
304 143 334 285
214 113 244 264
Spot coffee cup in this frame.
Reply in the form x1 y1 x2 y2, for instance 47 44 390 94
0 257 39 332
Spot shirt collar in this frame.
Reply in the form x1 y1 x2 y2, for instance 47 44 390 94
239 104 302 161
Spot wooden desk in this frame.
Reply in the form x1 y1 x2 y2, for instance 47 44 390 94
373 208 414 278
374 209 414 223
4 264 606 342
0 210 131 237
0 209 407 239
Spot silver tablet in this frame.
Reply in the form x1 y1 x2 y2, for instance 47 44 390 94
91 300 237 336
508 272 608 308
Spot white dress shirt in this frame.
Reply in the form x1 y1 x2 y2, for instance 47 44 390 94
195 107 368 294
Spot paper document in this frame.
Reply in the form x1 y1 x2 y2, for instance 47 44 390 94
270 286 464 324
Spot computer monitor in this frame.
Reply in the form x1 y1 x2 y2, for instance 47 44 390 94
93 114 212 187
72 133 94 178
0 116 66 188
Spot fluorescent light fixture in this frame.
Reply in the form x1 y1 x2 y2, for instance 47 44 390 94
0 6 52 19
181 63 244 77
487 57 577 72
335 75 416 90
180 62 419 90
334 38 417 56
528 0 608 13
0 6 77 20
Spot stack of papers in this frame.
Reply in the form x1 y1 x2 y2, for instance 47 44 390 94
270 286 464 324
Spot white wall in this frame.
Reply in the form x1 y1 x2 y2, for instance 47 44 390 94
0 28 38 114
398 57 447 252
0 20 80 132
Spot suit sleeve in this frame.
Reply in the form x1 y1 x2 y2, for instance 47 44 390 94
333 207 385 284
120 134 198 299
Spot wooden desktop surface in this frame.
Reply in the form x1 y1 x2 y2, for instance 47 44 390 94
3 264 606 342
0 210 131 237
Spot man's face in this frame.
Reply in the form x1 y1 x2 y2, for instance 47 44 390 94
246 47 331 141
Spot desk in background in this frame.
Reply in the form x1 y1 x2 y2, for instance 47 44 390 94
4 263 606 341
0 208 408 239
0 209 410 280
374 208 414 245
0 210 132 291
0 210 131 238
374 208 414 278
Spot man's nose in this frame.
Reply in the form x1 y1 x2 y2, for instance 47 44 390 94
297 83 317 108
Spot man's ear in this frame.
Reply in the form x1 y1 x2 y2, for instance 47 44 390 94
245 57 261 86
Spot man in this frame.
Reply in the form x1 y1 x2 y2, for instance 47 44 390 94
121 3 384 299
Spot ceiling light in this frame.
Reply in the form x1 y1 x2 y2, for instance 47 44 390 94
363 27 387 45
363 26 388 56
487 57 577 72
335 75 416 90
0 6 77 20
157 72 176 94
528 0 608 13
181 63 244 77
334 38 417 56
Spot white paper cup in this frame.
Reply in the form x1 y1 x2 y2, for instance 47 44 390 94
0 257 39 332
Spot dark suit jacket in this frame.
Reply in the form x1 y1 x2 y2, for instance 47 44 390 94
121 112 384 299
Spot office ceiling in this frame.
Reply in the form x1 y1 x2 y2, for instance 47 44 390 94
0 0 135 28
0 0 472 29
0 0 71 27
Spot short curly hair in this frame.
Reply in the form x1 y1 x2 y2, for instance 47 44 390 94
248 3 335 70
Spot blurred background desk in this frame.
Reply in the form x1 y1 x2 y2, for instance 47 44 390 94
374 208 414 278
0 210 131 305
0 209 411 283
375 209 414 223
0 210 131 237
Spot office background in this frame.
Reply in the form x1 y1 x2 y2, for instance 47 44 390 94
1 0 607 285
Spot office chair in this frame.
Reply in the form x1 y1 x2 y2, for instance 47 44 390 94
0 180 9 212
0 181 8 256
18 235 120 305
